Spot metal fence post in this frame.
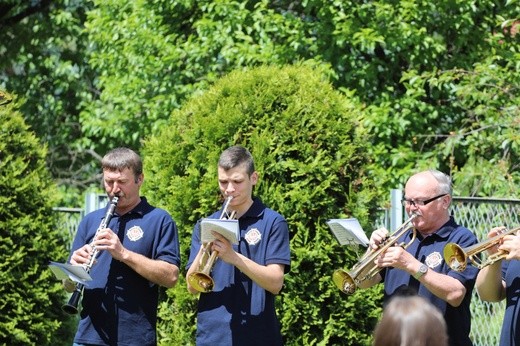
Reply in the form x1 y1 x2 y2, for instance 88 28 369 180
390 189 403 231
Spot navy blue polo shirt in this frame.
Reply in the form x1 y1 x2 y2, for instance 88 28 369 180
71 197 181 346
381 217 478 346
500 259 520 346
187 197 291 346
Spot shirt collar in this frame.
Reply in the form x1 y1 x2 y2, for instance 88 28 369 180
241 197 265 218
411 216 458 241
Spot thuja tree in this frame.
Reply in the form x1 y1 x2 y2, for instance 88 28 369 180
0 93 74 345
142 63 383 345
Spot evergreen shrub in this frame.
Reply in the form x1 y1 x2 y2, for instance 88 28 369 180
0 93 74 345
143 63 383 345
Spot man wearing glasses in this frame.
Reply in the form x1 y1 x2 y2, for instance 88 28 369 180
359 169 478 346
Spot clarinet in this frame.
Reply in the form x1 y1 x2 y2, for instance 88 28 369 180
62 196 119 314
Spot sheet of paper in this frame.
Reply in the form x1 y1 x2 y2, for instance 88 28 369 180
48 261 92 284
200 218 240 244
326 218 369 247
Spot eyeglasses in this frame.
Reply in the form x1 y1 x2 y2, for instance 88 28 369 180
401 193 448 207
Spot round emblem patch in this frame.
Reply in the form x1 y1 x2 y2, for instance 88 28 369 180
127 226 144 241
245 228 261 245
425 251 443 269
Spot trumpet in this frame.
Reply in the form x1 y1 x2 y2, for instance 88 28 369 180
62 195 119 314
443 226 520 272
188 196 237 293
333 214 417 294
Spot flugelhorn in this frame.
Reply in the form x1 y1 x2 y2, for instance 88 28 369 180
188 196 237 293
62 195 119 314
443 226 520 272
333 214 417 294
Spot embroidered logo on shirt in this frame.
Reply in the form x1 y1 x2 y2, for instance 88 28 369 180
425 251 442 269
127 226 144 241
245 228 261 245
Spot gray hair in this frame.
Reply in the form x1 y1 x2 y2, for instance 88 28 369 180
428 169 452 195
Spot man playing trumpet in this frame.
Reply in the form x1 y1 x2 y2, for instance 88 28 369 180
186 145 291 346
360 170 478 346
476 227 520 345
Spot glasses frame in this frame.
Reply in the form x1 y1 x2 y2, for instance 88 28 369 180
401 193 448 207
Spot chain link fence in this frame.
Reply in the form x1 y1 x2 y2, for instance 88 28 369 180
53 207 83 252
53 193 106 251
451 197 520 346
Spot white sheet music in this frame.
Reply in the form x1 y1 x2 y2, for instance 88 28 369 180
48 261 92 284
326 218 369 247
200 218 240 244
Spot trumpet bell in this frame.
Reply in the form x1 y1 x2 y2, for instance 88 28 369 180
443 243 467 272
332 269 356 294
443 226 519 271
188 272 215 293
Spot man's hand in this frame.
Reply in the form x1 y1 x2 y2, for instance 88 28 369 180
369 227 389 251
485 226 507 256
70 244 94 266
500 230 520 261
211 232 237 265
62 278 77 293
91 228 127 261
375 246 416 271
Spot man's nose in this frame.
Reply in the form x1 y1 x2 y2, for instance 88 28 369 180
225 183 235 193
112 182 121 194
409 202 420 211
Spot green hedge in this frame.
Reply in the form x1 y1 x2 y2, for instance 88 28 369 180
0 93 74 345
143 63 383 345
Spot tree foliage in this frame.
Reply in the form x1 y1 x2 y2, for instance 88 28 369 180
1 0 519 197
142 64 382 345
402 50 520 196
0 0 97 197
0 0 519 344
0 92 74 345
0 0 52 26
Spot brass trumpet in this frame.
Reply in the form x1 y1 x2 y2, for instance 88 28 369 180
333 214 417 294
443 226 520 272
188 196 237 293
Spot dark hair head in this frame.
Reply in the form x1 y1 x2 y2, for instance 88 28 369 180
218 145 255 176
101 147 143 181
